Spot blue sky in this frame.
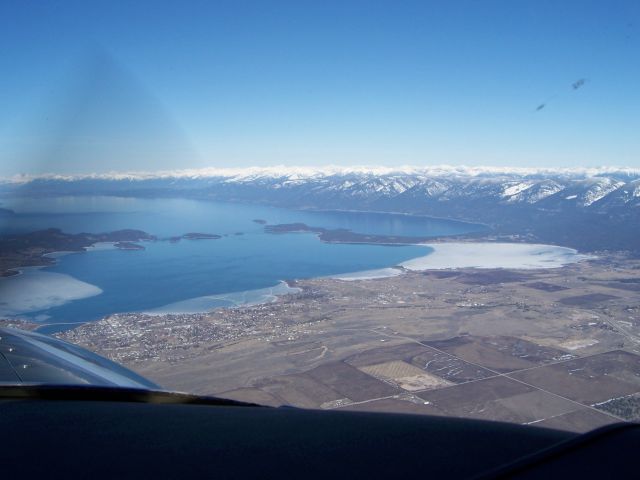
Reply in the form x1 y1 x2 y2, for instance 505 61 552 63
0 0 638 175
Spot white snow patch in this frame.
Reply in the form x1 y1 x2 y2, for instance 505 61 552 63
400 243 589 271
329 268 403 281
7 164 640 183
561 339 599 350
0 268 103 316
582 179 625 206
502 182 534 198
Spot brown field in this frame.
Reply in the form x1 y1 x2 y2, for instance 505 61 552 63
59 252 640 433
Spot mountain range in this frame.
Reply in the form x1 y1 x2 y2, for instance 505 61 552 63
2 166 639 252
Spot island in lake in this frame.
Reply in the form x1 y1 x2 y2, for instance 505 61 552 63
168 232 223 243
182 232 222 240
0 228 155 275
265 222 487 245
114 241 145 251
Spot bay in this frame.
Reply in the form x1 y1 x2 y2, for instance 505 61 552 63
0 196 484 332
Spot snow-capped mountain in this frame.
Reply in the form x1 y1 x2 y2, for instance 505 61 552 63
5 164 639 209
2 165 639 251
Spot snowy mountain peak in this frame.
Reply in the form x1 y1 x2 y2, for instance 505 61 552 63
5 164 640 184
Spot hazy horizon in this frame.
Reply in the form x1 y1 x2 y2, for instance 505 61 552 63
4 163 640 182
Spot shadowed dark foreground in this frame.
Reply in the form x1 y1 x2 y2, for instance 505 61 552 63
0 385 638 479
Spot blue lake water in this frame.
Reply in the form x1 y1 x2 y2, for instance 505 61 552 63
0 196 484 332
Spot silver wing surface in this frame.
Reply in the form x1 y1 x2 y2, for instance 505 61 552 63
0 327 158 389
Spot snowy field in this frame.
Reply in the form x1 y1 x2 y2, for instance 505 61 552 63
401 243 590 271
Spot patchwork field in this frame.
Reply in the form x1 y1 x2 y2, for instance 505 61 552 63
59 252 640 433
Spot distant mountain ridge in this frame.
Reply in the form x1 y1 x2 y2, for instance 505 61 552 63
2 166 639 252
4 164 640 183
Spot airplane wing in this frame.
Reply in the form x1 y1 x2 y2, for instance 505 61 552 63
0 326 158 389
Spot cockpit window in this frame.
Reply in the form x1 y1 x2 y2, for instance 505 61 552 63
1 0 639 433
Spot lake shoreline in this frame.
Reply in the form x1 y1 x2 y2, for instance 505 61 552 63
0 197 591 332
3 238 591 333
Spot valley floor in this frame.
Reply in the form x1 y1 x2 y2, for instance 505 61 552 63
60 252 640 432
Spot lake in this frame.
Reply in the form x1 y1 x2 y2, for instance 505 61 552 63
0 196 484 333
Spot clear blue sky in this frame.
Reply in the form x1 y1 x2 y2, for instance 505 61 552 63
1 0 638 175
